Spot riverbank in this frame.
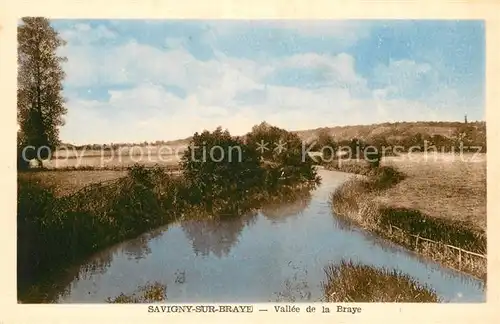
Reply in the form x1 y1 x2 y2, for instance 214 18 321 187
109 260 442 303
328 155 487 280
322 260 440 302
18 166 319 302
20 168 485 303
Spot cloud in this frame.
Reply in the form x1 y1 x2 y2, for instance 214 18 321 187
58 23 116 45
268 53 368 95
55 22 482 144
372 59 439 99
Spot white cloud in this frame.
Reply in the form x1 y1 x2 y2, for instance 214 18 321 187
57 24 475 144
372 59 439 98
59 24 116 45
274 52 368 92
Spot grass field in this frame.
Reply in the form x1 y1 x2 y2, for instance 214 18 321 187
18 170 128 196
329 152 487 279
52 145 188 158
42 153 182 169
380 153 486 232
21 149 184 196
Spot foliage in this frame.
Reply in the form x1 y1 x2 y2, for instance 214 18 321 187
181 127 264 206
246 122 319 185
18 127 319 296
17 141 31 171
314 129 337 161
323 260 439 302
310 122 486 166
329 164 487 279
17 17 67 165
17 167 179 291
18 122 320 299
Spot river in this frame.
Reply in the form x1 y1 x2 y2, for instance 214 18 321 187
35 169 485 303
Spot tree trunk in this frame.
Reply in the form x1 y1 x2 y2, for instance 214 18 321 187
36 157 44 169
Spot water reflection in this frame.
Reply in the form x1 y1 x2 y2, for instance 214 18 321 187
20 245 115 303
120 229 165 261
261 189 312 223
22 170 486 303
181 187 313 258
181 211 259 258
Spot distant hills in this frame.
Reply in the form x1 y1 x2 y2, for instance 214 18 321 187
61 121 486 149
293 121 486 143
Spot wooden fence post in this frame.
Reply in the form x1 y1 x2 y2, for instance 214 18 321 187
458 249 462 269
415 234 420 250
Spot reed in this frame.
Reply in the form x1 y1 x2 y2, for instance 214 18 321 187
322 260 440 302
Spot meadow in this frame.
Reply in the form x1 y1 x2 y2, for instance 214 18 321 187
44 147 184 169
19 147 185 196
19 170 128 197
380 153 486 231
328 152 487 279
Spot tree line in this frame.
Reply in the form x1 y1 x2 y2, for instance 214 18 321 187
308 123 487 161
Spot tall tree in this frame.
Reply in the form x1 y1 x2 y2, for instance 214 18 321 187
17 17 67 168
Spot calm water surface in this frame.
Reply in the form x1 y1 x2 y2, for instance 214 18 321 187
47 169 485 303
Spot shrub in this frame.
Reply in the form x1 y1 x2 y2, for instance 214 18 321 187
181 127 265 207
246 122 319 184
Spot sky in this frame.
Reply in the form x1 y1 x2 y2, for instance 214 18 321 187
49 19 485 145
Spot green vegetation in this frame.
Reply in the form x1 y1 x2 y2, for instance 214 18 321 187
106 282 167 303
329 162 487 279
298 121 486 154
246 122 319 185
17 18 68 169
17 125 320 300
322 260 439 302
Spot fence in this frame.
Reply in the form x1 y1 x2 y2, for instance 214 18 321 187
388 224 486 271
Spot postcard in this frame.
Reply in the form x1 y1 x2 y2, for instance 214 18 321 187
1 1 499 323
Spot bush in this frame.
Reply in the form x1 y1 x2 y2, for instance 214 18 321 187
246 122 319 184
18 124 321 299
17 166 178 290
17 177 58 284
181 127 265 206
17 146 30 171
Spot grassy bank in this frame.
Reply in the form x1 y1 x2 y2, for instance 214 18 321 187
18 165 318 301
329 157 487 280
322 260 439 302
18 125 320 302
324 158 374 175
